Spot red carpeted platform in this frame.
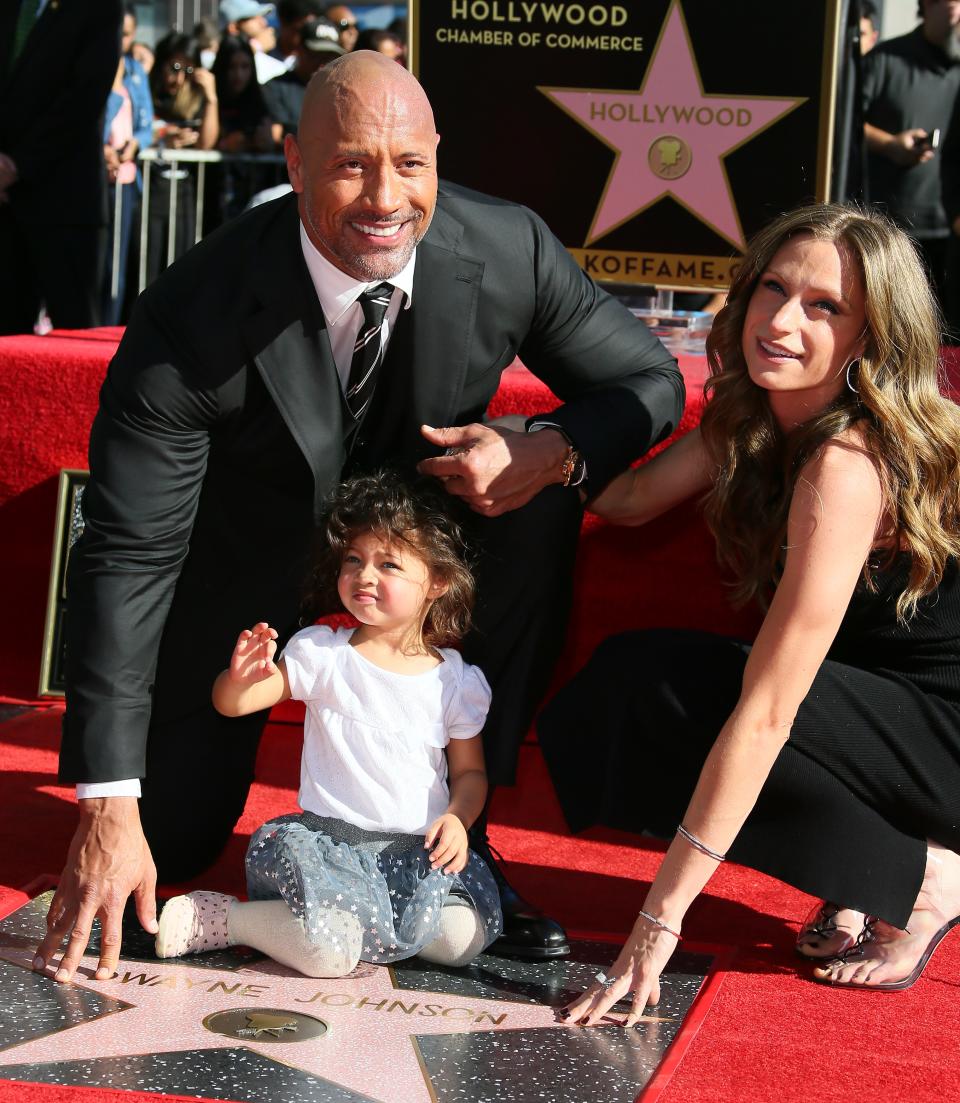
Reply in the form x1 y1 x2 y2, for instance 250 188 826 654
3 332 960 1101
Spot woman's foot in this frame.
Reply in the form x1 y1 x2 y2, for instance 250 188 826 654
155 891 235 958
796 901 866 959
813 841 960 990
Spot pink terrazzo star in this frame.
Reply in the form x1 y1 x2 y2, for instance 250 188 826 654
540 0 806 249
0 938 672 1102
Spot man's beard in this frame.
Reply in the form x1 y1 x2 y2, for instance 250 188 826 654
304 197 424 281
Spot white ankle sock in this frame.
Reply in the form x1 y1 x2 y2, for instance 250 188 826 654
227 899 363 977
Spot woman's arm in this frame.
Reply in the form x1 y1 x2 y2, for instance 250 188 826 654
568 434 884 1026
587 427 712 526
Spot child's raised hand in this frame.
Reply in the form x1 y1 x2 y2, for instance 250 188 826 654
229 622 279 684
424 814 469 875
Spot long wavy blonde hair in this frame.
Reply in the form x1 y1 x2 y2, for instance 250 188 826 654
700 202 960 619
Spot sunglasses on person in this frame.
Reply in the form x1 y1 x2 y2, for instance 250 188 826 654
335 18 356 29
169 62 195 74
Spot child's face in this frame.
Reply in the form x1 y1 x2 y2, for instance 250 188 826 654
337 531 445 633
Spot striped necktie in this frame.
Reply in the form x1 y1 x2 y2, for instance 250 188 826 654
345 282 394 422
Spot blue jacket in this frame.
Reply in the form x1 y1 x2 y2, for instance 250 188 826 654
103 54 154 189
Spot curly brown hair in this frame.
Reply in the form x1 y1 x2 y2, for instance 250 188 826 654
701 202 960 620
302 471 475 649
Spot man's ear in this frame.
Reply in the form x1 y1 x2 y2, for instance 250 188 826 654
285 133 304 193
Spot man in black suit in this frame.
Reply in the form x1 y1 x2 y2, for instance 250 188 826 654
37 52 683 983
0 0 122 334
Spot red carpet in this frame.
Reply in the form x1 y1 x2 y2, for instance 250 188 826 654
2 704 959 1103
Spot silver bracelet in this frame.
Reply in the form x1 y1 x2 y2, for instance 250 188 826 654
637 908 682 941
677 823 727 863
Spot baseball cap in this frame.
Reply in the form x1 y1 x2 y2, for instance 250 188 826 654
301 17 346 55
220 0 275 23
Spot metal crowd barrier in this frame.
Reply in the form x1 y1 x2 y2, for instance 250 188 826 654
133 147 288 293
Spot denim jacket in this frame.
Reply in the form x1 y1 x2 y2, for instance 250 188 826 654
103 55 154 191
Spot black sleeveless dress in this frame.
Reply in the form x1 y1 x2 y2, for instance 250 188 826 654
537 557 960 926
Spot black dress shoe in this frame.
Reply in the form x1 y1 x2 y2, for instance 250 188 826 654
470 831 570 958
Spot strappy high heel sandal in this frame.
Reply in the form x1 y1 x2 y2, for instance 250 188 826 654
813 914 960 991
795 901 865 959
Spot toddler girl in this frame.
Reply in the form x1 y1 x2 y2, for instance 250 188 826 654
155 472 502 976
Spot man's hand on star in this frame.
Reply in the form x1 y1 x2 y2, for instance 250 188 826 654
418 422 569 516
35 796 158 984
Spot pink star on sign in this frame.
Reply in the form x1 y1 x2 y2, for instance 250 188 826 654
540 0 806 249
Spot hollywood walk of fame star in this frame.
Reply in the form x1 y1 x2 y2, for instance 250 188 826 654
539 0 807 250
0 929 684 1103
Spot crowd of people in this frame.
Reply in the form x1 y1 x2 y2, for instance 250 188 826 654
0 0 407 336
5 0 960 1029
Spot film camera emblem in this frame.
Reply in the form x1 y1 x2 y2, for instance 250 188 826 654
648 135 693 180
203 1008 329 1043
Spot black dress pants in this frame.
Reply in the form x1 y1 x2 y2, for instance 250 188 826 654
538 628 960 928
139 484 584 881
0 206 103 334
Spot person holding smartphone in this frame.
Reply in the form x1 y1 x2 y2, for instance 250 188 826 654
862 0 960 322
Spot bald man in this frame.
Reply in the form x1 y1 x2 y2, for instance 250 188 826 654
41 53 682 981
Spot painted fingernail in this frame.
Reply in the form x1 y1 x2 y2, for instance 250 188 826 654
32 955 45 971
557 1008 569 1019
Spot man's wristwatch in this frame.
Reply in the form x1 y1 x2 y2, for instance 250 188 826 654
526 421 586 488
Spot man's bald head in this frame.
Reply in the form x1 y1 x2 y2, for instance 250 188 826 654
284 50 440 281
299 50 435 143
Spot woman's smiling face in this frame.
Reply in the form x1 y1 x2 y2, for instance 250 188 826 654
742 233 867 428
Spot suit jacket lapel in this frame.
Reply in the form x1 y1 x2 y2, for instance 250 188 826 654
241 197 346 519
10 0 60 76
408 204 483 430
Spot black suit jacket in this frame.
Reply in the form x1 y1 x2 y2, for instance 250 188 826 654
0 0 121 224
60 184 683 782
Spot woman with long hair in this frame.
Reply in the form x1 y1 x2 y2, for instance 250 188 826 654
539 202 960 1017
144 32 218 282
211 34 272 153
209 34 274 223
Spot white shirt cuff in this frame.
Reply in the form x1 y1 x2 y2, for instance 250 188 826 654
76 779 142 800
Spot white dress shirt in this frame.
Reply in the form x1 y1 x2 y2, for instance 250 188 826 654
298 221 415 387
76 223 417 801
